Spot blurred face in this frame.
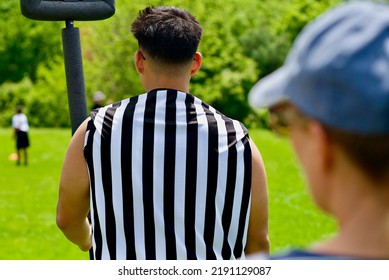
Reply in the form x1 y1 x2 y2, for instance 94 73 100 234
269 103 331 212
290 122 326 208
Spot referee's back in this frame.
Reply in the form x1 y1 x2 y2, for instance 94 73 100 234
84 89 253 260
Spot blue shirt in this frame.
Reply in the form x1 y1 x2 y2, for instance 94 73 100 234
271 250 356 260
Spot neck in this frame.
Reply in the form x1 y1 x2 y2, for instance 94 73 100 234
141 67 192 93
314 176 389 258
143 77 190 93
135 50 201 94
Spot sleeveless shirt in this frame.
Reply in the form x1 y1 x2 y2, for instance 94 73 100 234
84 89 252 260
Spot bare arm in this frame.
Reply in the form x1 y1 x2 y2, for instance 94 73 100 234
245 138 270 256
56 119 92 251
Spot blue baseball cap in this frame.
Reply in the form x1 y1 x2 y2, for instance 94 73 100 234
249 1 389 135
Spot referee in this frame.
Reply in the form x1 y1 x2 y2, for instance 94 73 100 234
56 6 269 260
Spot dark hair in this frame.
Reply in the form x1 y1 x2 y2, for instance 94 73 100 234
323 126 389 183
131 6 202 64
16 105 23 114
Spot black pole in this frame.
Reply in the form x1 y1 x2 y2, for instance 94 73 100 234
62 21 93 258
62 20 88 135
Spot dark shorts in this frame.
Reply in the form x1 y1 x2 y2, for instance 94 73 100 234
16 131 30 149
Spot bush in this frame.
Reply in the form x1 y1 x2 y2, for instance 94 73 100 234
0 61 70 128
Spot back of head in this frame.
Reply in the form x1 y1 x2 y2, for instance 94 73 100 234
131 6 202 65
16 105 23 114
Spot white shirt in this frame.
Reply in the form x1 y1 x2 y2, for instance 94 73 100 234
12 113 29 132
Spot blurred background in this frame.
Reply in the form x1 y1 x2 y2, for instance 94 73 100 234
0 0 348 259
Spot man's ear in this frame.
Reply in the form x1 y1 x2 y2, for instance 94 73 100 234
190 52 202 76
134 50 145 74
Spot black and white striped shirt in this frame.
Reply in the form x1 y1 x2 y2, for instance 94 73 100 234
84 89 252 260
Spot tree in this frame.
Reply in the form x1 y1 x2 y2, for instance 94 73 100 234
0 2 62 84
0 59 70 128
242 0 341 79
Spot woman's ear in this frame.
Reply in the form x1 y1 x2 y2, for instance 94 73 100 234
190 52 202 76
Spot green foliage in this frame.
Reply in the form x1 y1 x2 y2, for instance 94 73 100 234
80 2 144 107
0 2 62 84
241 21 290 80
0 2 67 127
190 1 260 121
0 61 70 127
27 60 70 127
240 0 340 127
273 0 341 41
241 0 341 80
0 78 32 127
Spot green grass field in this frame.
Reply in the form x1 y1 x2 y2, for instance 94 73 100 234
0 127 336 259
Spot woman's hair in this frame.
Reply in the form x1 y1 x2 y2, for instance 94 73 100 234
323 126 389 183
131 6 202 65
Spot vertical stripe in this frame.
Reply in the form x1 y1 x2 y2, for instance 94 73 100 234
221 116 238 259
233 136 252 258
92 106 110 259
153 90 167 259
193 97 208 259
121 96 139 259
183 93 197 259
228 140 244 257
84 120 102 260
173 91 188 259
163 90 179 259
231 120 251 257
100 104 121 259
208 107 228 260
110 100 127 260
202 103 219 260
142 91 157 259
132 94 147 259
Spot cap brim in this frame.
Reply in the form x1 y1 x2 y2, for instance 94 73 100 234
248 67 289 108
